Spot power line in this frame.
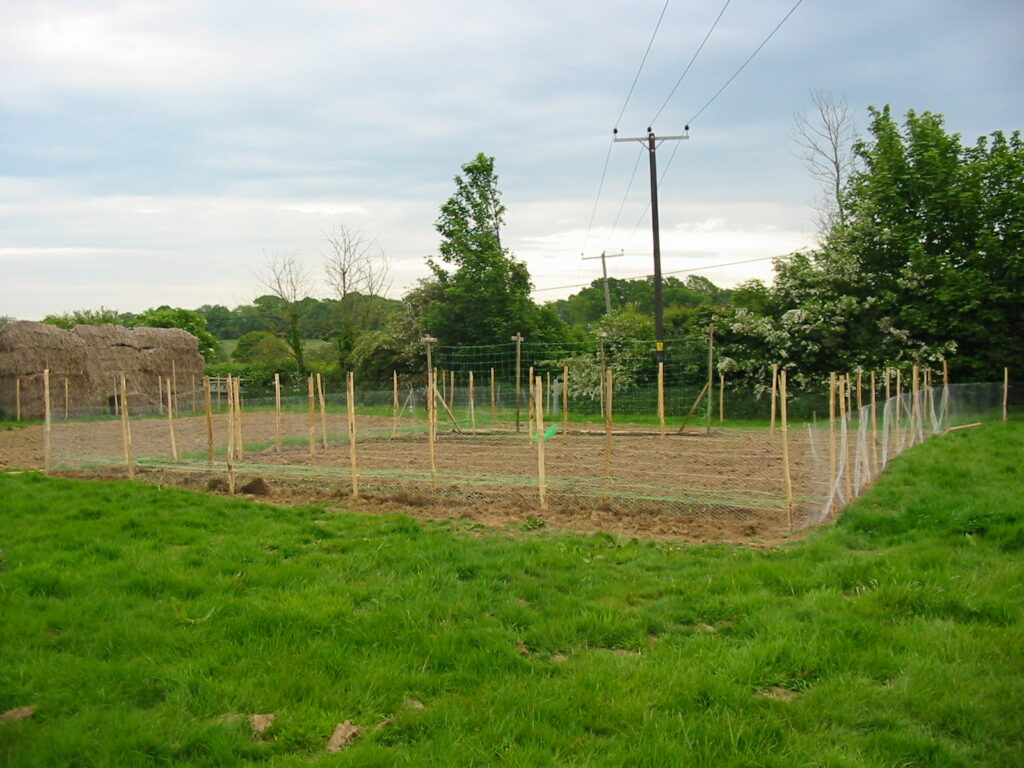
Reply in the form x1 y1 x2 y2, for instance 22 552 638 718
581 0 672 258
649 0 732 126
531 254 778 294
687 0 804 126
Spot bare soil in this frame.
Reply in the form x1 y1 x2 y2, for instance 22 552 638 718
2 412 825 545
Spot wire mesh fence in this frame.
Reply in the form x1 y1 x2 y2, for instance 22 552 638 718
30 352 1014 536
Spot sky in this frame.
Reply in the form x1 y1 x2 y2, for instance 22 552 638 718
1 0 1022 321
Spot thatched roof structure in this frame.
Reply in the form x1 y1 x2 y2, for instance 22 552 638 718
0 321 204 419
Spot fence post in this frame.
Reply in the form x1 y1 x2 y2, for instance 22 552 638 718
43 369 51 474
225 374 235 493
119 373 134 480
658 361 665 438
512 333 524 432
347 371 359 498
274 373 282 454
64 376 69 420
316 372 328 450
780 369 793 530
828 372 837 513
234 376 244 459
603 368 613 499
468 371 476 433
706 324 714 434
14 377 20 422
428 368 437 478
719 371 725 423
562 365 570 437
166 377 178 461
307 375 317 464
490 367 497 425
1004 367 1010 423
535 375 547 509
770 364 779 437
204 376 214 465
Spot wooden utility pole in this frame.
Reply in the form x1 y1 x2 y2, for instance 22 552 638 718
613 126 689 360
582 250 623 315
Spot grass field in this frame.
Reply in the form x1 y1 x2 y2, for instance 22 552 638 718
1 421 1022 766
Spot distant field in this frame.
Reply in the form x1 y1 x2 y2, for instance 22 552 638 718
218 338 332 360
1 420 1021 766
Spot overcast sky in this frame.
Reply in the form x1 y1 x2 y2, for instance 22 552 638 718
2 0 1022 320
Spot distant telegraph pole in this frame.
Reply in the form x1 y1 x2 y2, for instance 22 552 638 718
582 250 624 315
613 126 689 359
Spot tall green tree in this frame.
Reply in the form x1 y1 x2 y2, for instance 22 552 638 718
425 153 539 345
135 307 220 362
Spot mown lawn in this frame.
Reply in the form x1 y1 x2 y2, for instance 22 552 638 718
0 421 1021 766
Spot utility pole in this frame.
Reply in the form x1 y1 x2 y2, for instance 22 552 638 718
614 126 689 359
582 250 624 315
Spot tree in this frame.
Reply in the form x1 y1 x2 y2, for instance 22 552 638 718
136 307 220 361
426 153 537 345
321 224 393 369
793 89 858 236
255 252 314 376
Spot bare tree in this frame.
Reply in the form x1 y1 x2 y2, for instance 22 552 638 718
793 89 858 237
321 225 392 369
255 251 314 375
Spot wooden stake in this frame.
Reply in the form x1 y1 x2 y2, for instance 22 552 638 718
119 373 134 480
157 374 163 415
911 364 921 445
562 365 570 437
63 377 69 420
468 371 476 432
204 376 214 465
527 366 535 439
603 368 613 497
392 370 399 439
535 375 547 509
428 369 437 477
347 371 359 497
839 375 852 500
1004 367 1010 423
166 377 178 461
942 359 950 424
706 324 714 434
780 369 793 531
114 375 120 416
490 367 497 425
225 374 235 493
870 370 879 477
274 373 282 454
171 360 178 415
43 369 52 474
769 364 779 436
316 372 328 450
234 376 244 459
14 377 20 422
545 371 551 416
719 372 725 423
856 370 863 413
657 361 665 438
829 372 837 511
307 375 317 463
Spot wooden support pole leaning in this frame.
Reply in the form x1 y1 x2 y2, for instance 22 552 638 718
166 377 178 461
172 360 178 415
347 371 359 498
678 382 710 434
779 368 793 530
657 361 665 438
274 373 282 454
204 375 214 465
43 369 52 474
119 373 134 479
535 374 547 509
307 374 317 464
316 372 328 450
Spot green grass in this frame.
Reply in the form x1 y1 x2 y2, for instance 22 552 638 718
1 421 1022 766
